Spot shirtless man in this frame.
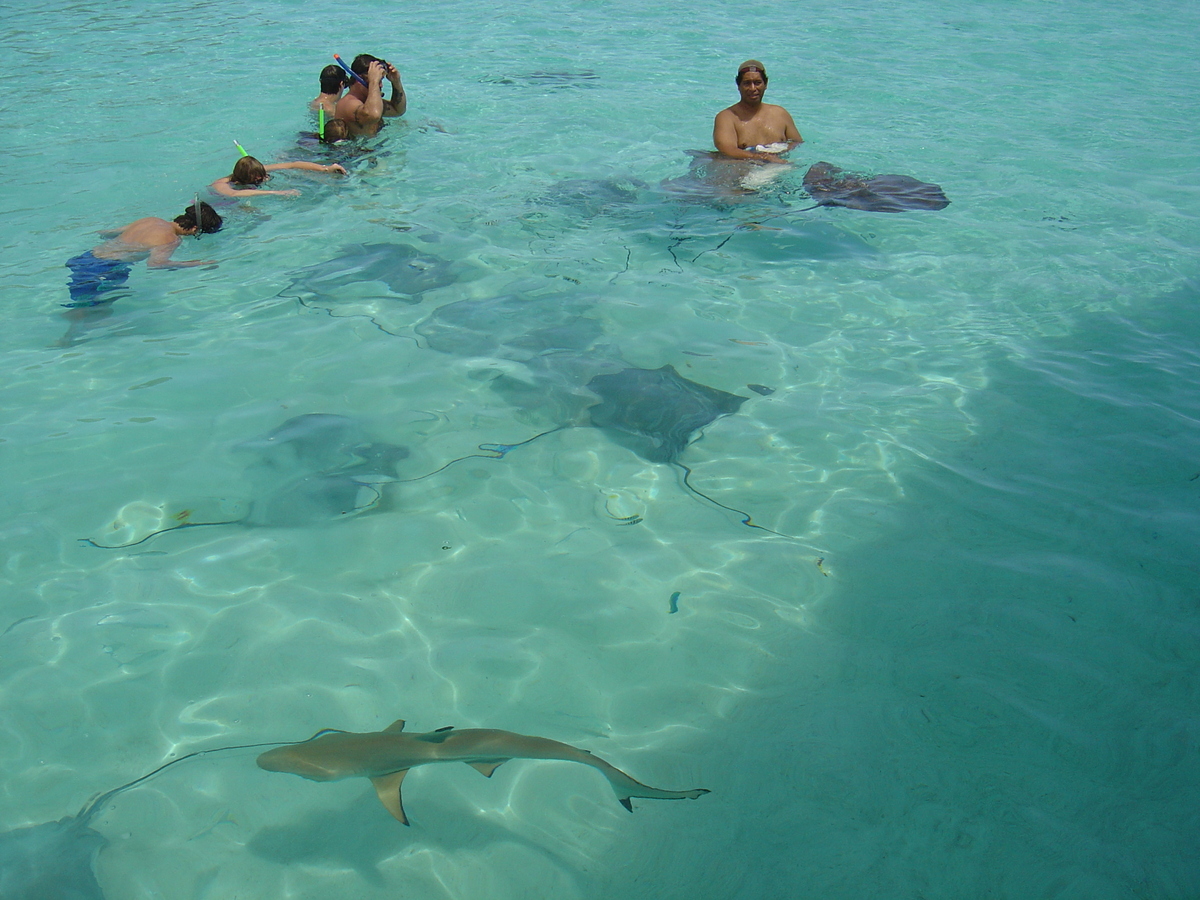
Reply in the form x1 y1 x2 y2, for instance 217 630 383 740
713 59 802 164
335 54 407 137
64 201 221 309
310 64 349 118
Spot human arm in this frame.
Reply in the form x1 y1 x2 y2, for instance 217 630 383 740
381 62 406 117
146 241 216 269
263 162 347 175
353 62 387 130
210 177 301 198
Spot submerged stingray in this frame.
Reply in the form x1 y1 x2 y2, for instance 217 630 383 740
285 242 457 304
480 71 599 88
84 414 408 548
537 177 650 219
416 292 606 361
0 738 284 900
801 161 950 212
586 365 748 463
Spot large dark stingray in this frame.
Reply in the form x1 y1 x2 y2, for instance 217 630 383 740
801 161 950 212
83 414 408 549
284 242 457 305
536 177 650 220
0 738 290 900
586 365 748 464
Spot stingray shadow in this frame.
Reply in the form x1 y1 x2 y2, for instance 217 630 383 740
283 242 458 306
83 414 409 549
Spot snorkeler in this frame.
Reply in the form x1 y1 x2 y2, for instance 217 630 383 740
211 156 347 198
336 54 406 137
310 64 350 118
64 201 222 309
713 59 802 163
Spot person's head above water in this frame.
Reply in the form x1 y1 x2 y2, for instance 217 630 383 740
320 117 350 144
736 59 768 85
351 53 390 79
174 200 223 234
319 64 349 95
230 156 269 186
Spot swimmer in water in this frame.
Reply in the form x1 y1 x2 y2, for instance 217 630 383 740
336 54 406 138
57 201 222 345
211 156 347 198
713 59 802 164
310 64 350 118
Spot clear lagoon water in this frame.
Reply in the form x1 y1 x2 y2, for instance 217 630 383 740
0 1 1197 897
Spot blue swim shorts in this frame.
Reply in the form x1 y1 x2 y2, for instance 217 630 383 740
64 251 133 308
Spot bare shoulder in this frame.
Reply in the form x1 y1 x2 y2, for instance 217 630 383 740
117 217 176 247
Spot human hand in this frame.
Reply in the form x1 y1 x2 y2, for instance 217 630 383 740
368 61 385 84
327 164 347 175
278 189 301 197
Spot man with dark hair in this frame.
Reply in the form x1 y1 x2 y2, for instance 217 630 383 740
310 64 350 117
335 53 406 137
64 201 221 309
713 59 802 164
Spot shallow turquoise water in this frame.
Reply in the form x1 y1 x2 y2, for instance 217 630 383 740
0 1 1197 898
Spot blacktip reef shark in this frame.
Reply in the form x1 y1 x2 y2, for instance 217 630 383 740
257 719 710 825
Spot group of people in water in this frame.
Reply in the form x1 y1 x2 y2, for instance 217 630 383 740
62 57 798 322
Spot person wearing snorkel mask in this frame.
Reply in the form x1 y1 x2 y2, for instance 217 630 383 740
336 53 406 137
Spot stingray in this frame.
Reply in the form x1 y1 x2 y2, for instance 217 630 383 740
83 414 409 549
284 242 457 305
537 177 650 219
479 71 598 88
586 365 748 464
801 161 950 212
0 738 288 900
416 292 607 361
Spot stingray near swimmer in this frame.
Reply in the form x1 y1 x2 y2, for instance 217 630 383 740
284 242 457 305
801 161 950 212
84 414 409 548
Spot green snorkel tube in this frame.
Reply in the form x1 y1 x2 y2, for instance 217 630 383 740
319 107 325 141
233 139 249 157
192 192 202 239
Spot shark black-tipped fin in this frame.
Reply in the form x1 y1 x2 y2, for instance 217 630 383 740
619 797 633 812
370 770 410 825
468 760 509 778
414 727 455 743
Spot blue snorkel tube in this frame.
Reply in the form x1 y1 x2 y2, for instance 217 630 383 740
333 54 367 88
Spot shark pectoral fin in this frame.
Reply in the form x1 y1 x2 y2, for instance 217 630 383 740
370 770 411 825
413 728 455 743
468 760 509 778
383 719 406 733
619 798 633 812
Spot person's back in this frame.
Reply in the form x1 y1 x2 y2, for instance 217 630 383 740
310 64 348 118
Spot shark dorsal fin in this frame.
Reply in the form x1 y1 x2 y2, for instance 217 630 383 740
412 726 455 743
383 719 406 733
370 770 410 825
468 760 509 778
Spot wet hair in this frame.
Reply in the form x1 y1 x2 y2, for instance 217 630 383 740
319 64 349 94
174 200 222 234
320 117 350 144
230 155 268 186
736 59 768 85
351 53 387 78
